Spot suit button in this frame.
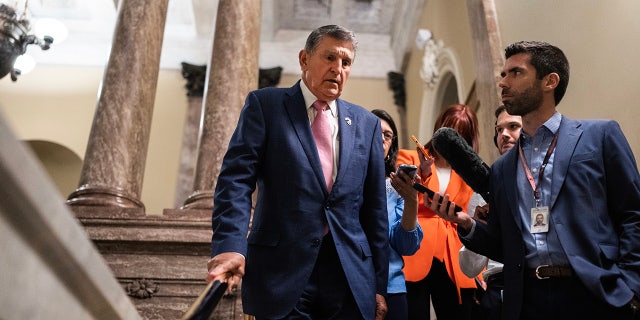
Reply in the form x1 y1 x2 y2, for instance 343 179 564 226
516 264 522 270
311 238 321 247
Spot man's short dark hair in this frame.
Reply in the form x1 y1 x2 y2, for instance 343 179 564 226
505 41 570 105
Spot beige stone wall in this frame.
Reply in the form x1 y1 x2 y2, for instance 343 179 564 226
402 0 478 152
495 0 640 163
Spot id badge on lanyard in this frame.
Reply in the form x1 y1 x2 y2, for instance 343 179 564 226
530 206 549 233
519 133 558 234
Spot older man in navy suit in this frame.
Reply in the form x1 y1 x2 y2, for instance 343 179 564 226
431 41 640 320
206 25 389 320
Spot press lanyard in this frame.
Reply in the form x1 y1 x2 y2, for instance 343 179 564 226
518 133 559 207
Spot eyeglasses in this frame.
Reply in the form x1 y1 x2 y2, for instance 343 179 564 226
382 131 395 142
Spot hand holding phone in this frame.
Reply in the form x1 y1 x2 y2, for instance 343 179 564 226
411 135 434 178
396 164 418 180
412 183 462 213
411 135 431 159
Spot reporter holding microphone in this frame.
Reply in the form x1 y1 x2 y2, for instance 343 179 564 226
431 41 640 320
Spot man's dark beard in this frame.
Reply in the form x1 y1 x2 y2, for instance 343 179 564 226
504 81 543 117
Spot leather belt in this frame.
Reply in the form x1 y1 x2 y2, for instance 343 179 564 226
527 265 573 280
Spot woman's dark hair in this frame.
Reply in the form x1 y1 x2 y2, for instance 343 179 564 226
425 104 479 157
372 109 398 177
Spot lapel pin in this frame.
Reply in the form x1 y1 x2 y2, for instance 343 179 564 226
345 117 352 126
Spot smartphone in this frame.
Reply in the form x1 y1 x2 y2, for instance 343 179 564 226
411 135 430 159
412 183 462 213
396 164 418 179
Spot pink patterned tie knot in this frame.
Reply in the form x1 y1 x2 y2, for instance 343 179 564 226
311 100 333 191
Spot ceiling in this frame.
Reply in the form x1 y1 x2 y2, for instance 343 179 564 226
4 0 422 78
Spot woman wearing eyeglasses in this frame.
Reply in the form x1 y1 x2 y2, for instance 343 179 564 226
372 109 423 320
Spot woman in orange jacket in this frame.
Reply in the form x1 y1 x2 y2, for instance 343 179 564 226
398 104 480 320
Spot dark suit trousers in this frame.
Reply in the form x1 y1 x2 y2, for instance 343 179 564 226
478 273 503 320
406 258 463 320
261 234 362 320
385 293 408 320
520 275 632 320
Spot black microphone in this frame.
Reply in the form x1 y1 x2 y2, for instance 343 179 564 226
432 127 491 201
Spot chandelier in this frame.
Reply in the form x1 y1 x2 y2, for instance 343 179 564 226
0 2 52 81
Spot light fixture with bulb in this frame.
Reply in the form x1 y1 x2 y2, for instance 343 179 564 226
0 2 54 81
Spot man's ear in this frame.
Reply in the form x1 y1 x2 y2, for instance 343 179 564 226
543 72 560 91
299 50 307 71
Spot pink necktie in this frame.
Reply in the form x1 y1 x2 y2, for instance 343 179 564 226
311 100 333 191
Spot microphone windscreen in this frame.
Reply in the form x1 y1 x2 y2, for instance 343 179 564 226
432 127 491 201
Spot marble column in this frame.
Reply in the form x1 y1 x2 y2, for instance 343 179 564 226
466 0 504 164
67 0 169 211
182 0 261 210
173 63 206 208
174 64 281 209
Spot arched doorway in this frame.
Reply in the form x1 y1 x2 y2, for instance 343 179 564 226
418 42 468 140
26 140 82 198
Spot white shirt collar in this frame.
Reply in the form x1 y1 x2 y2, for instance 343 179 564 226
300 80 337 117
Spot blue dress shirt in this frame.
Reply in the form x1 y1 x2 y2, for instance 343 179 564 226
516 112 570 268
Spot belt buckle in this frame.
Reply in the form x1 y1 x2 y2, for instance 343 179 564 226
535 265 550 280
